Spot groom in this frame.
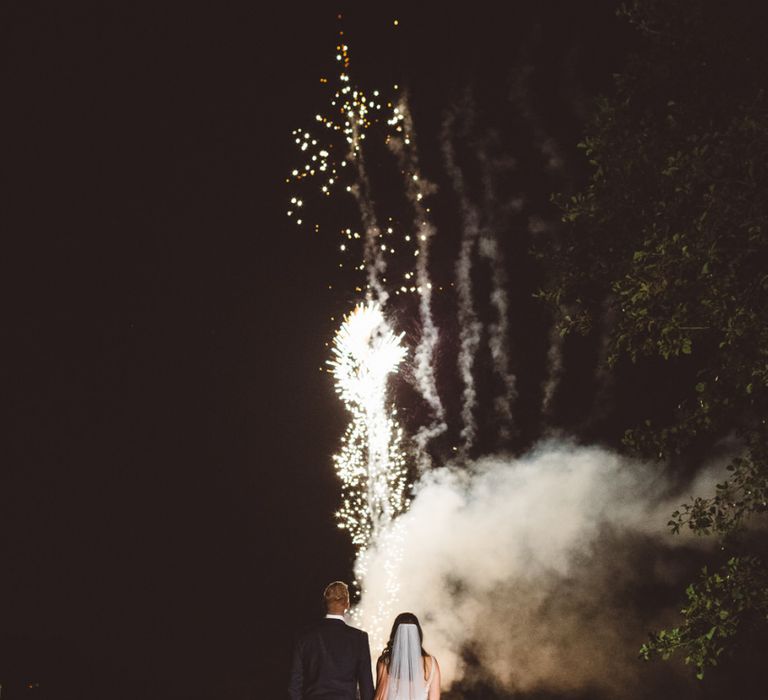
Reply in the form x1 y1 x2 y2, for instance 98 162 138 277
289 581 374 700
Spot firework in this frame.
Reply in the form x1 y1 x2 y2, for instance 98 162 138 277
287 22 444 651
328 302 409 650
329 302 408 551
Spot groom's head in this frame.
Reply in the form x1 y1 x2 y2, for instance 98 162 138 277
323 581 350 614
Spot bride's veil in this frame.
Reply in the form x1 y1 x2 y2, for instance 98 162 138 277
387 623 427 700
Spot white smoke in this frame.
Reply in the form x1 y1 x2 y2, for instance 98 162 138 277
442 106 519 450
476 139 518 441
477 235 518 439
541 313 566 417
454 229 482 453
441 110 482 455
356 441 721 697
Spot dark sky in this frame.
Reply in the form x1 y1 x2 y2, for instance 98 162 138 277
2 3 630 698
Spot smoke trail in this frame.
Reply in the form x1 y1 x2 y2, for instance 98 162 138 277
357 441 721 697
540 308 566 418
442 100 518 451
441 110 482 456
476 147 518 440
477 235 517 440
528 202 559 428
387 95 446 465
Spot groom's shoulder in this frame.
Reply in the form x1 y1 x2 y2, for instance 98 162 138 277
343 623 370 643
295 619 369 641
321 621 369 639
296 619 326 637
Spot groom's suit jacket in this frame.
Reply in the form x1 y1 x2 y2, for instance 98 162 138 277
288 617 374 700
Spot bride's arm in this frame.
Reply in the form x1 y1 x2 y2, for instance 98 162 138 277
428 657 441 700
373 659 389 700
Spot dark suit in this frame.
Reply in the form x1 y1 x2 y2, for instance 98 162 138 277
289 617 374 700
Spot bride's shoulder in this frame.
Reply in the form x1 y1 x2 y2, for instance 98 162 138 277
427 655 440 674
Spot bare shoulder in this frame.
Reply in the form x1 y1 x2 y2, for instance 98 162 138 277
427 656 442 699
429 655 441 678
376 657 389 686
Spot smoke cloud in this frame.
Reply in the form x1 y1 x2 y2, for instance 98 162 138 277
356 441 721 698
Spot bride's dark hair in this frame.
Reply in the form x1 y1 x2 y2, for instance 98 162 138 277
379 612 428 666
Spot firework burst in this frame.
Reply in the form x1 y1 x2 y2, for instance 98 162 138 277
329 301 408 552
329 302 409 649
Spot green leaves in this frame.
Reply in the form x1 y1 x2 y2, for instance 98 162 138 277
669 449 768 538
640 557 768 679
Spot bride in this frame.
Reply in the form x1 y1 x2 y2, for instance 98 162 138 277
373 612 441 700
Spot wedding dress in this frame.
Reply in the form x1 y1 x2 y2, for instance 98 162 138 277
387 623 436 700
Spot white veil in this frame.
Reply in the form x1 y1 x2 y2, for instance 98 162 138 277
387 623 428 700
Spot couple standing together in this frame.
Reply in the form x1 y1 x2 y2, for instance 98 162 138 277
289 581 441 700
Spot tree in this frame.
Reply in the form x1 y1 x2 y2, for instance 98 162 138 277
537 0 768 679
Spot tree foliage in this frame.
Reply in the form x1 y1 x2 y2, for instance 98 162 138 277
640 556 768 679
537 0 768 678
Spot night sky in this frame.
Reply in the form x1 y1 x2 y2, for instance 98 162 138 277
0 3 685 698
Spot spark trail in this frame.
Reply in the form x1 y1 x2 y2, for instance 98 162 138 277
286 36 391 302
541 312 566 417
348 82 388 305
